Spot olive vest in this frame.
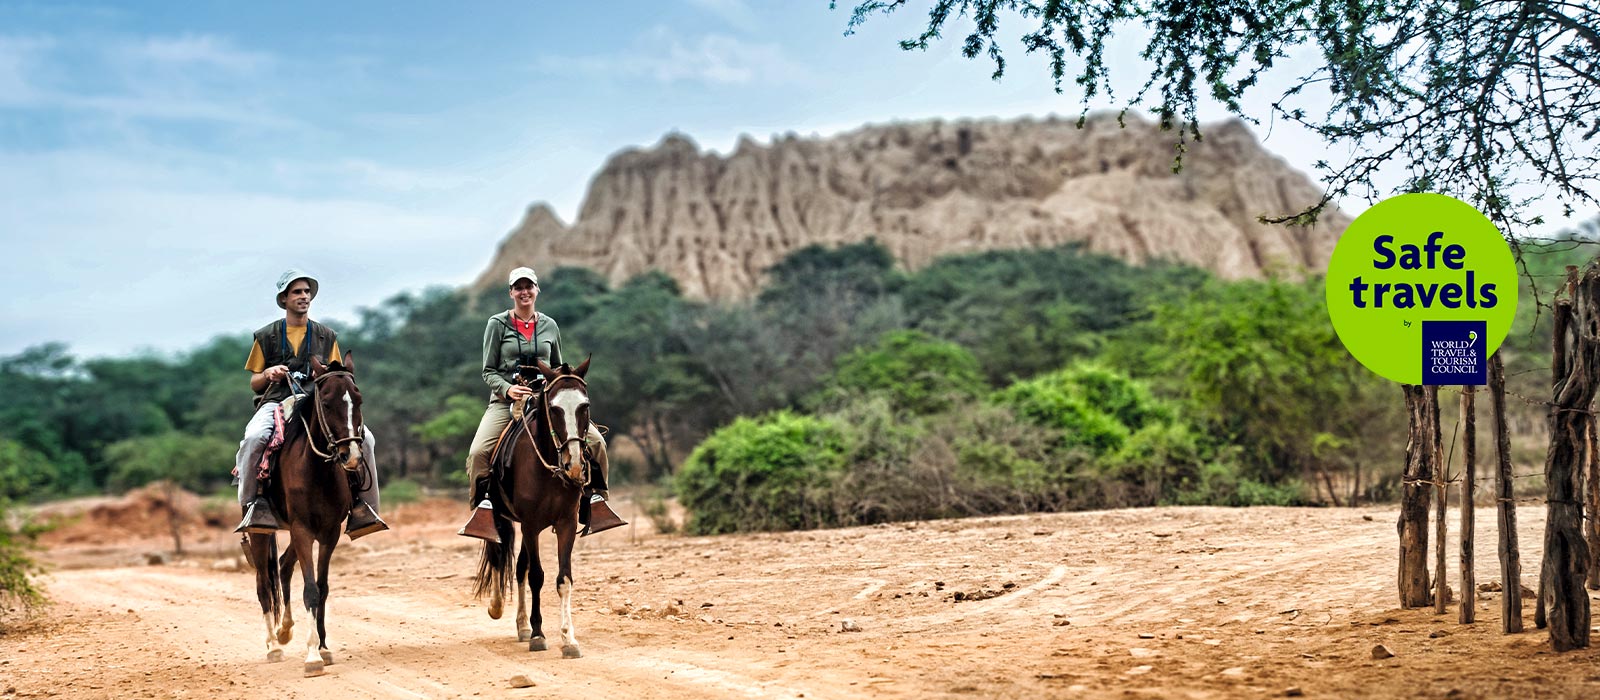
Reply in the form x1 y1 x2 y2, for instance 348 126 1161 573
252 319 338 407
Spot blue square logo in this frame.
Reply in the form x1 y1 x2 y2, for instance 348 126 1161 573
1422 320 1487 385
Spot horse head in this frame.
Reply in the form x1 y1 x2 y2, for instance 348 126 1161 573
310 353 365 472
535 357 591 484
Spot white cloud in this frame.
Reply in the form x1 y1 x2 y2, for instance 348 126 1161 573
687 0 762 32
0 32 296 128
535 29 809 86
121 34 274 73
0 149 497 357
0 36 53 102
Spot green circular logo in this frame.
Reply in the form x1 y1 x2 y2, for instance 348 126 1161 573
1325 193 1517 385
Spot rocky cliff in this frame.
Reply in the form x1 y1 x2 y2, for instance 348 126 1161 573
475 114 1346 298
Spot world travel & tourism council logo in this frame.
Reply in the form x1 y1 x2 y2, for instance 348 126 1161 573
1325 194 1517 386
1421 321 1486 385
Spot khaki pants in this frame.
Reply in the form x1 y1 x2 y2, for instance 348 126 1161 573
466 401 608 491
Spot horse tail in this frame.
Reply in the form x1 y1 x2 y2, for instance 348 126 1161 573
265 534 282 620
471 515 515 599
246 532 283 620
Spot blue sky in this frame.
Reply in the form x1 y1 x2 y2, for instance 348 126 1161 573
0 1 1579 358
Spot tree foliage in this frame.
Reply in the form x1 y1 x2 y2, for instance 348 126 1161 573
821 329 984 414
1110 276 1399 501
838 0 1599 229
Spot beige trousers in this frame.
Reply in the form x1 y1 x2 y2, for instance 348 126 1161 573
466 401 609 491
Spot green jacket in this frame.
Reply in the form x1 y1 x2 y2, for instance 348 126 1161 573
481 310 562 403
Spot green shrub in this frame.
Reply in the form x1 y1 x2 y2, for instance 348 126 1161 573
676 412 851 534
0 439 57 502
993 364 1171 454
1174 461 1305 506
384 478 423 505
0 500 46 621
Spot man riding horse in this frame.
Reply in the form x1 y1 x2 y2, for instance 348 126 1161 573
234 269 388 539
458 266 623 540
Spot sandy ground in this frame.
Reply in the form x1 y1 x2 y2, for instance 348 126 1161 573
4 497 1599 700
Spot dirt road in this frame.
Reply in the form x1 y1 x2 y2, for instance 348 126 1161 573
5 500 1599 699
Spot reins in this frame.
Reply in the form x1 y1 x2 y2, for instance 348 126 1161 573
514 372 591 487
299 371 365 470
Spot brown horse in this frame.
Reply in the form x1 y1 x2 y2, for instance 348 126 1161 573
244 354 367 676
472 358 592 657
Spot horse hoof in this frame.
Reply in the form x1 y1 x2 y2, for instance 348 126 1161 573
488 602 503 620
319 649 334 665
266 649 283 663
562 645 582 659
517 630 531 643
277 627 293 645
304 661 325 677
528 636 547 652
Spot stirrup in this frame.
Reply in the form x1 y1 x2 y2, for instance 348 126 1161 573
345 500 389 540
458 500 500 543
581 494 627 537
234 498 280 535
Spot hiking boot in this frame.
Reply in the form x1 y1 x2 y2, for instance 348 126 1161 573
234 497 281 534
458 499 500 543
580 493 627 537
345 499 389 540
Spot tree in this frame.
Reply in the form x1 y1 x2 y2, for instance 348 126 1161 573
103 432 235 555
822 329 985 414
837 0 1598 230
1110 277 1400 502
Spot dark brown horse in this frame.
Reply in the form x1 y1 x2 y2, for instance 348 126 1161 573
472 358 592 657
244 354 367 676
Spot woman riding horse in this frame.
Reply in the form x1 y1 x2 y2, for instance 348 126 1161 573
458 265 622 539
472 358 598 656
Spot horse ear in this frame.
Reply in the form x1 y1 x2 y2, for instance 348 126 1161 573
311 355 328 376
574 355 590 378
536 359 556 381
343 350 356 375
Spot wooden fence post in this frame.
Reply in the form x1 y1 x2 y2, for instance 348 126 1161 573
1586 415 1599 590
1490 352 1523 633
1461 386 1476 624
1434 384 1449 615
1541 265 1598 651
1399 384 1435 608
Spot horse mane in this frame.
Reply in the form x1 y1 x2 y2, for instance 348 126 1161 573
280 396 310 449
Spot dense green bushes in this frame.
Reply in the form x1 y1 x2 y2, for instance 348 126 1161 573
675 412 851 534
677 353 1312 534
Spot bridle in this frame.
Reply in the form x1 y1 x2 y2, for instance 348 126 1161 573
517 372 590 486
301 370 364 466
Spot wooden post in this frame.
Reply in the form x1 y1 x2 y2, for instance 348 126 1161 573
1540 265 1598 651
1399 384 1435 608
1461 386 1477 624
1435 385 1449 615
1580 415 1593 591
1490 352 1523 633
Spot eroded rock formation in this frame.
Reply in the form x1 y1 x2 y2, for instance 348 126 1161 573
475 114 1346 298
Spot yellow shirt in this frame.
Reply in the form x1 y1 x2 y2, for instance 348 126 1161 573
244 324 342 372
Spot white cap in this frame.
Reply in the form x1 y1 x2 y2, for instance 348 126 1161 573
508 266 538 287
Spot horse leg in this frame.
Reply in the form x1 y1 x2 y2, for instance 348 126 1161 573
249 534 284 662
526 527 547 652
555 520 581 659
515 533 532 643
276 546 296 645
314 533 335 667
291 531 325 677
